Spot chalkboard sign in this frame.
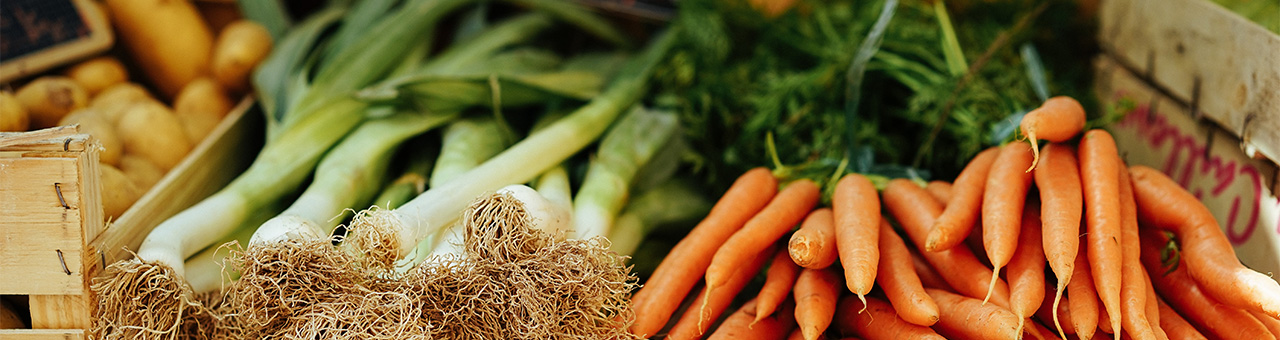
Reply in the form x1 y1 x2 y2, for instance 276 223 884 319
0 0 113 83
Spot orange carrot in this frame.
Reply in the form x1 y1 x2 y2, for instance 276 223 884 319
876 219 939 327
1129 165 1280 319
1253 311 1280 338
632 168 778 337
1099 302 1115 336
1154 296 1207 340
756 248 802 324
1037 280 1075 335
1142 272 1168 340
669 244 778 340
1025 321 1066 340
1035 142 1084 339
1069 240 1100 340
883 179 1011 307
982 142 1035 304
1079 129 1124 338
1139 229 1275 340
789 208 838 269
928 288 1023 340
708 298 797 340
909 248 951 291
925 180 953 205
835 295 945 340
1020 96 1086 171
1009 199 1047 333
1118 164 1158 340
927 147 1000 251
703 179 820 323
831 174 880 304
793 268 841 340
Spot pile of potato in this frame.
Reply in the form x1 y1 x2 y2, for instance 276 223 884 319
1 58 233 220
0 0 270 220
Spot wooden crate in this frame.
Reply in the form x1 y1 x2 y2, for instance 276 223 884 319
1098 0 1280 274
0 98 260 338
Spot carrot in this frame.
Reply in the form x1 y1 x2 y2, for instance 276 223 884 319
1129 165 1280 319
669 244 778 340
927 147 1000 251
982 142 1035 303
925 180 953 205
705 179 820 294
883 179 1011 307
1079 129 1124 338
1009 199 1047 333
1069 240 1100 340
789 208 838 269
909 248 951 291
794 268 841 340
1025 321 1066 340
1020 96 1086 171
708 298 797 340
757 249 802 324
1154 296 1207 340
1253 311 1280 338
1099 301 1115 336
831 174 880 304
1117 164 1158 340
631 168 778 337
1035 142 1084 338
928 288 1022 340
1142 272 1168 340
1139 229 1275 340
835 295 945 340
876 219 940 327
1037 280 1075 335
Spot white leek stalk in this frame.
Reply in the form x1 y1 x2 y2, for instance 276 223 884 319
571 107 679 239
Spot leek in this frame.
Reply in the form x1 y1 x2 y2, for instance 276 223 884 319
571 106 679 239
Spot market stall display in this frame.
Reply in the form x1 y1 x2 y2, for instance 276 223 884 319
1 0 1277 339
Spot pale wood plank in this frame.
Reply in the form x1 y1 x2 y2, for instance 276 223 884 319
1099 0 1280 165
28 295 90 330
0 329 85 340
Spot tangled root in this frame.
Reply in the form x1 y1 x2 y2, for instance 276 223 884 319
90 260 208 340
341 207 409 271
403 190 640 340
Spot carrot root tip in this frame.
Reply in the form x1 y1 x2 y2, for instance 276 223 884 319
1025 131 1040 173
1052 284 1067 340
982 270 998 305
857 293 868 314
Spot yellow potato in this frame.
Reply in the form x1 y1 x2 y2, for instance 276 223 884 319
116 101 192 171
100 163 143 221
65 56 130 96
91 83 154 125
212 20 272 95
59 109 123 166
15 76 90 129
1 91 29 132
119 154 165 191
174 77 233 144
105 0 213 99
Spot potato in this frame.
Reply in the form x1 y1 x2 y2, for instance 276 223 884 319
100 163 143 220
119 154 165 191
91 83 154 124
116 102 192 171
15 76 90 129
105 0 214 99
212 20 272 95
64 56 130 96
59 109 123 166
174 78 233 143
1 91 29 132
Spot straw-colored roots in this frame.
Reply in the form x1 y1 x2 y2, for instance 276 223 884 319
215 238 428 340
403 189 640 340
91 260 211 340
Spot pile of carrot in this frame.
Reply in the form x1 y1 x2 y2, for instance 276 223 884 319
630 96 1280 340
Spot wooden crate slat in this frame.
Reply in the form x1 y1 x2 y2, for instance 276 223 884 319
28 295 90 330
0 329 85 340
1099 0 1280 166
0 153 89 296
